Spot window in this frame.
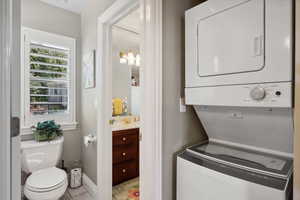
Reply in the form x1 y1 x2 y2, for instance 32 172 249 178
21 28 77 132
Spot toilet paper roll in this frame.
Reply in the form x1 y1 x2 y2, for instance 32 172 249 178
84 134 97 147
84 136 89 147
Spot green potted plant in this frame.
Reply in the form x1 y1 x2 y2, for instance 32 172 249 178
32 120 63 142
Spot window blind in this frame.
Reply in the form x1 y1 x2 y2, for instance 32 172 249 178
29 43 70 115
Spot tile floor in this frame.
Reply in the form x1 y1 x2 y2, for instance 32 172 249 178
113 178 139 200
22 186 95 200
23 178 139 200
63 186 94 200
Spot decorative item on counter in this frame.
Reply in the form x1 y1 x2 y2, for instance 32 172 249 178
133 116 140 122
109 119 116 125
112 97 128 116
122 117 132 124
113 98 124 115
32 120 63 142
123 97 128 114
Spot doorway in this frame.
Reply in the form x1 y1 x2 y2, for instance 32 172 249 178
111 8 141 199
96 0 163 199
0 0 163 199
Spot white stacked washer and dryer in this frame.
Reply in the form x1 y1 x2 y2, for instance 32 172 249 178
177 0 294 199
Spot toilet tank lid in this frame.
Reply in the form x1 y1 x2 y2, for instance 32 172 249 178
21 136 64 150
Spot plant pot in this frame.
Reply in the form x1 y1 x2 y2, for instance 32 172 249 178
34 131 57 142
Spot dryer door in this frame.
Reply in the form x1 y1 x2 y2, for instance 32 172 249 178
185 0 293 88
197 0 264 77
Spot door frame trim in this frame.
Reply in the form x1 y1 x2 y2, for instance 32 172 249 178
96 0 163 199
0 0 12 199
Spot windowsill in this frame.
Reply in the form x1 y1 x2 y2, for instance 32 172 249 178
21 122 79 135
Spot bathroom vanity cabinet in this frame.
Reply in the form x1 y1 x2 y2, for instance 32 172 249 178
112 128 139 185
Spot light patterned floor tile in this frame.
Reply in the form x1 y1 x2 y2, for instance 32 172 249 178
113 178 139 200
68 186 89 198
72 192 94 200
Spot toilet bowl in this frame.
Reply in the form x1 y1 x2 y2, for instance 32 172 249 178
24 167 68 200
21 137 67 200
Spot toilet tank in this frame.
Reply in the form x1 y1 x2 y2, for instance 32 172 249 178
21 137 64 173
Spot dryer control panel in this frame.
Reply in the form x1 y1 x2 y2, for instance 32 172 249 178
250 87 266 101
245 83 290 104
185 82 292 108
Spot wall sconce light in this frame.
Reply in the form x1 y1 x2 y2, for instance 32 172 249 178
119 51 141 67
136 54 141 67
120 52 127 64
127 51 135 66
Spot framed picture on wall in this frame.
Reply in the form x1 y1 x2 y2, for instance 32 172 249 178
83 50 96 89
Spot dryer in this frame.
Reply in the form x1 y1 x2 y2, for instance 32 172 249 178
185 0 294 107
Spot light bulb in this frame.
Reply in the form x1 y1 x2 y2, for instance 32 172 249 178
120 52 127 64
136 54 141 67
127 51 135 66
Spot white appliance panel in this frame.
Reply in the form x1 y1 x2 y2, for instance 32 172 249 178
177 156 289 200
185 82 292 107
185 0 293 91
197 0 264 77
194 106 294 155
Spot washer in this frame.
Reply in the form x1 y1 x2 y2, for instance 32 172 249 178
177 142 293 200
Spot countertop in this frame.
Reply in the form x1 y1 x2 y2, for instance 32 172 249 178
111 121 140 131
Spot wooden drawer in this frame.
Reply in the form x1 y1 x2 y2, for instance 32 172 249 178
113 129 139 146
113 160 139 186
112 128 139 185
113 145 137 164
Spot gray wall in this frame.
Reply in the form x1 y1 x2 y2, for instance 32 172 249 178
81 0 116 184
162 0 207 199
21 0 82 165
112 27 140 114
294 0 300 198
79 0 207 195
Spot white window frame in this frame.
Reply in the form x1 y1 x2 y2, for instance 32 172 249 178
21 27 77 134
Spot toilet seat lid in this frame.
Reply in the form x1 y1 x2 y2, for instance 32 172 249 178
26 167 67 190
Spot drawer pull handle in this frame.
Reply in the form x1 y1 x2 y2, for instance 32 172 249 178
122 137 127 141
122 169 126 173
122 152 126 156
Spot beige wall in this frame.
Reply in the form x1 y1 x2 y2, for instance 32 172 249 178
80 0 207 195
21 0 82 164
162 0 207 199
80 0 116 184
295 0 300 199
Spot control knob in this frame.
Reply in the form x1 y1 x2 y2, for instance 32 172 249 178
250 86 266 101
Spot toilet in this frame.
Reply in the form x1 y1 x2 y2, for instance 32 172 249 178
21 136 68 200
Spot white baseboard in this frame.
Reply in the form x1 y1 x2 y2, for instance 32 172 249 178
82 173 97 197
